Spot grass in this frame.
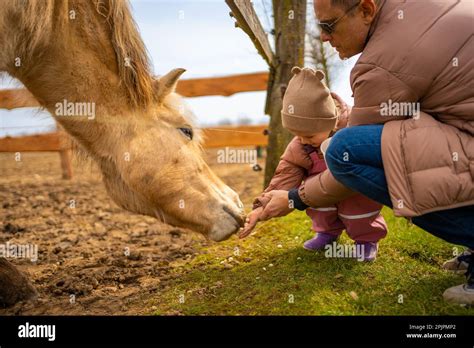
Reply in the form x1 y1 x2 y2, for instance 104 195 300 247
149 208 474 315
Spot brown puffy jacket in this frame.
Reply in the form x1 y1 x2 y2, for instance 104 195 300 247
299 0 474 217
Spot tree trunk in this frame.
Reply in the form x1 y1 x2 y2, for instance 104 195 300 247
264 0 306 187
0 258 37 308
318 35 332 89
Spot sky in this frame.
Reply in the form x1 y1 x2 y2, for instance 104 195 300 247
0 0 358 137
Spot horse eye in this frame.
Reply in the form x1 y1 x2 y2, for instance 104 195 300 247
178 127 193 140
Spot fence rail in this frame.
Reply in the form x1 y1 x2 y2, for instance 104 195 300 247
0 125 268 152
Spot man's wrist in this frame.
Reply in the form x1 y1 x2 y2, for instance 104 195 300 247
288 188 309 211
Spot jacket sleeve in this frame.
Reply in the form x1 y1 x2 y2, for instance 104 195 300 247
253 137 311 209
349 63 419 126
298 169 356 208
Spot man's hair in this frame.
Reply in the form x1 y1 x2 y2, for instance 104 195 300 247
331 0 380 10
331 0 360 9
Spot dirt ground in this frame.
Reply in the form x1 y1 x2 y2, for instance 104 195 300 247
0 149 265 315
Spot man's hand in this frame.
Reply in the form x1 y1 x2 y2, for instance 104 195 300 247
331 92 350 130
239 206 263 239
259 190 294 221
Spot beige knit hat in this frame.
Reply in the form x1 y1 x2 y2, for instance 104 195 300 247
281 67 337 134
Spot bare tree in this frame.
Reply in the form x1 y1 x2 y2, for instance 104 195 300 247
227 0 307 188
263 1 307 187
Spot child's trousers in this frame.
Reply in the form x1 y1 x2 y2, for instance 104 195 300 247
305 193 387 242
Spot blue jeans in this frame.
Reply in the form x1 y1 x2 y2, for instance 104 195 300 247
325 125 474 251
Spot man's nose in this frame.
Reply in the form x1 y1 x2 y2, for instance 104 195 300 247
320 31 331 42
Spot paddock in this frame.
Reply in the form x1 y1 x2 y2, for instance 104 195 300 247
1 149 472 315
0 147 265 314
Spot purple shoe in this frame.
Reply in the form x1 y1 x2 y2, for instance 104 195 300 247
303 233 338 251
355 242 378 262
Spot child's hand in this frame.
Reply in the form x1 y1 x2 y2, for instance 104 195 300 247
239 207 263 239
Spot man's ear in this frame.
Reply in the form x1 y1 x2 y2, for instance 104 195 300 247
360 0 378 24
154 68 186 101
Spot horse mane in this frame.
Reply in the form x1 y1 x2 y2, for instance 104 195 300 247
16 0 156 109
96 0 156 108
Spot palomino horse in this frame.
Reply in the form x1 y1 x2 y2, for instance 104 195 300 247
0 0 245 306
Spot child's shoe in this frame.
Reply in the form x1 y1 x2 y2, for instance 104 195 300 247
443 251 474 304
303 233 338 251
356 241 378 262
443 282 474 305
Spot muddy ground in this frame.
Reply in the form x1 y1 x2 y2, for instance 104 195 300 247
0 149 264 315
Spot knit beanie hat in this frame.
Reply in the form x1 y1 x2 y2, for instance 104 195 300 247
281 67 337 134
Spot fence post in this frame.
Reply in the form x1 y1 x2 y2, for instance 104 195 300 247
59 148 73 179
57 125 73 179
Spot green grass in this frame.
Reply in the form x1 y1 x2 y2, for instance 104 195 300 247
149 208 474 315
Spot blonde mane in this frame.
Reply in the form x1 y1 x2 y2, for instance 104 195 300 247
15 0 155 108
96 0 155 108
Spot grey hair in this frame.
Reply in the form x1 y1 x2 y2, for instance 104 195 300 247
331 0 360 9
331 0 380 10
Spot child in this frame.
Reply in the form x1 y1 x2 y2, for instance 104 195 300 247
239 67 388 261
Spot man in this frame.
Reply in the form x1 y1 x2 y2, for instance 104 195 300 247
258 0 474 304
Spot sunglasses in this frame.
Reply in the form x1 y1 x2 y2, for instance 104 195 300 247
317 1 361 35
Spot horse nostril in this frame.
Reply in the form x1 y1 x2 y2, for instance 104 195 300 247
223 205 244 227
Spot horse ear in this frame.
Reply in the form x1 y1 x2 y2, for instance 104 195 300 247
154 68 186 100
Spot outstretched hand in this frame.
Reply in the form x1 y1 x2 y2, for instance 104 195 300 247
239 190 295 239
239 206 263 239
259 190 294 221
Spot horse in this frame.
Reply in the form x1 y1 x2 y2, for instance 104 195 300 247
0 0 245 307
0 0 245 240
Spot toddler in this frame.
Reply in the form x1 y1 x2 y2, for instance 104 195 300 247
239 67 388 261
